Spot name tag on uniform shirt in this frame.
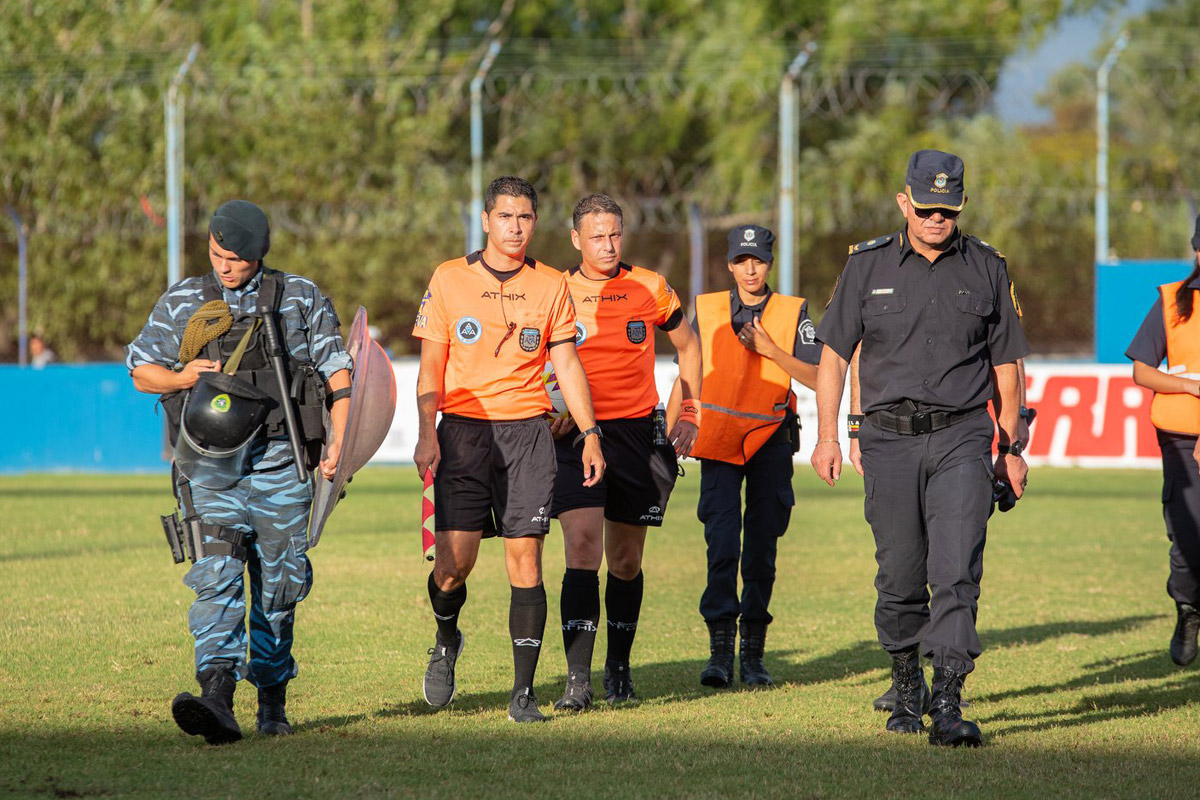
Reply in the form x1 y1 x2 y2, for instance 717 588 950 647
870 288 894 295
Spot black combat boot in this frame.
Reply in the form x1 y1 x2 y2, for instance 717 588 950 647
928 667 982 747
885 648 928 734
700 620 736 688
1170 602 1200 666
171 669 243 745
738 620 774 687
256 682 294 736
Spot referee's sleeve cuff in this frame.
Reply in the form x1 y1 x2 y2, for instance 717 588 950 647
657 308 684 332
547 338 574 349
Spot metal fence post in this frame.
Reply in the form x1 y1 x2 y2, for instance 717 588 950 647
778 42 816 297
166 44 199 289
1096 31 1129 266
469 40 503 253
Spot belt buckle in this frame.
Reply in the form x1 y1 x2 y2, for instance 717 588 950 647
911 411 932 435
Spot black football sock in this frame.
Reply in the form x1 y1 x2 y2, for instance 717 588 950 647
428 571 467 647
560 568 600 679
605 570 644 665
510 583 547 695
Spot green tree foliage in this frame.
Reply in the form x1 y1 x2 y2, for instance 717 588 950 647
0 0 1117 359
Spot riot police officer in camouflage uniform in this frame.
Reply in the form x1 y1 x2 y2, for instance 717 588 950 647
811 151 1029 747
127 200 352 744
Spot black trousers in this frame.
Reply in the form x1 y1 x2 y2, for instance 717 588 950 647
859 412 994 674
697 427 795 625
1159 430 1200 606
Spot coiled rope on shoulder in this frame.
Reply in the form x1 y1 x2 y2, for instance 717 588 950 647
178 300 233 365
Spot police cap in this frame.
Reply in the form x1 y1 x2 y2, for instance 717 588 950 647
209 200 270 261
727 224 775 263
905 149 965 212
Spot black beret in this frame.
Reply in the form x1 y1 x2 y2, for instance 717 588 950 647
905 149 965 211
727 224 775 263
209 200 270 261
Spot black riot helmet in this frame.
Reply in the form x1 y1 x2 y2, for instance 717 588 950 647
174 372 273 489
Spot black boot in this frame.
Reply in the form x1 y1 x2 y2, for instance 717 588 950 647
256 682 294 736
738 620 774 687
700 620 736 688
928 667 982 747
1170 602 1200 666
885 648 928 734
171 669 243 745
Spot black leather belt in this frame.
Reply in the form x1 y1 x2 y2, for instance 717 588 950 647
867 405 987 436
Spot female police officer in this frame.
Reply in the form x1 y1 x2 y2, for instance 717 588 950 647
1127 215 1200 667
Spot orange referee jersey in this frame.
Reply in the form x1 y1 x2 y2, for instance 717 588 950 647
413 251 576 420
566 262 681 419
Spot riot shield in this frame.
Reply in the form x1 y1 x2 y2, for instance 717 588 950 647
307 307 398 547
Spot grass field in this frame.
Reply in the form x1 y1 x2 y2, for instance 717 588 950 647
2 466 1199 799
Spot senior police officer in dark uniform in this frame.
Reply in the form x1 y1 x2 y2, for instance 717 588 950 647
810 150 1029 747
127 200 352 744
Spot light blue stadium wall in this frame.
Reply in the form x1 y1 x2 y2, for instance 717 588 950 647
1 364 167 474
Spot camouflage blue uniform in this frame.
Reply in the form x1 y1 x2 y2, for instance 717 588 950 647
126 267 350 687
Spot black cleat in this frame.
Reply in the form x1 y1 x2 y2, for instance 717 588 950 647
553 672 594 712
700 620 736 688
928 667 982 747
603 661 638 703
885 649 927 735
171 669 243 745
738 620 774 687
509 687 547 723
1170 603 1200 666
256 682 293 736
423 631 464 708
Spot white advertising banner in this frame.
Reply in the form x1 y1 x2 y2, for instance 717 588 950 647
374 359 1162 469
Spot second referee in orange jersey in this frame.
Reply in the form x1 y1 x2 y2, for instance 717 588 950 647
549 194 702 711
412 176 605 723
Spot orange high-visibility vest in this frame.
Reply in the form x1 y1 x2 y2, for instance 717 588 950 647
690 291 804 464
1150 281 1200 435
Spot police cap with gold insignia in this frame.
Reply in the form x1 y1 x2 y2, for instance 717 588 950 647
209 199 270 261
905 149 965 212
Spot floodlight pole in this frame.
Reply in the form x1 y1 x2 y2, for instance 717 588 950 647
166 43 199 289
688 202 705 311
1095 31 1129 266
778 42 816 297
8 208 27 367
469 40 503 253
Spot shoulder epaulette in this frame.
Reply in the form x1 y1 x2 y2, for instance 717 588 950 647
848 235 893 255
965 234 1006 261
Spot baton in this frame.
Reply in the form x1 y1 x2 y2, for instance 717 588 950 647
260 309 309 483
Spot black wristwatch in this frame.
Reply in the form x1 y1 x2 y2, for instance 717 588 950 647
998 440 1026 457
574 426 603 447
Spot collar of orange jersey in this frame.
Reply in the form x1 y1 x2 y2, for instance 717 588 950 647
469 250 535 279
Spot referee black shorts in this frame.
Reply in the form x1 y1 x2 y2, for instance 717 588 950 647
434 414 555 538
551 416 679 527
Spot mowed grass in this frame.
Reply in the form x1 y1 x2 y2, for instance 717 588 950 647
1 466 1199 799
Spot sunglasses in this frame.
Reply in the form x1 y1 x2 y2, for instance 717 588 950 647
913 206 960 220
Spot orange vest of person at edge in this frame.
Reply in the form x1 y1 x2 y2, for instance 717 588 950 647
1151 280 1200 436
690 291 804 465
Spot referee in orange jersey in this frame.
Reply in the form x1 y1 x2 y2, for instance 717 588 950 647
412 176 605 723
549 194 702 711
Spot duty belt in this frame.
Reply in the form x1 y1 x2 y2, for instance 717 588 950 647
867 405 987 436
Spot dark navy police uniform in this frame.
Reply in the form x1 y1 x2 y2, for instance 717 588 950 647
697 286 821 624
817 228 1028 673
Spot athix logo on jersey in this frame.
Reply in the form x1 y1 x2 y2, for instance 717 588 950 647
574 321 588 345
581 293 627 303
481 291 526 301
626 320 647 344
799 318 816 346
640 505 663 523
519 327 541 352
513 638 542 647
455 316 482 344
